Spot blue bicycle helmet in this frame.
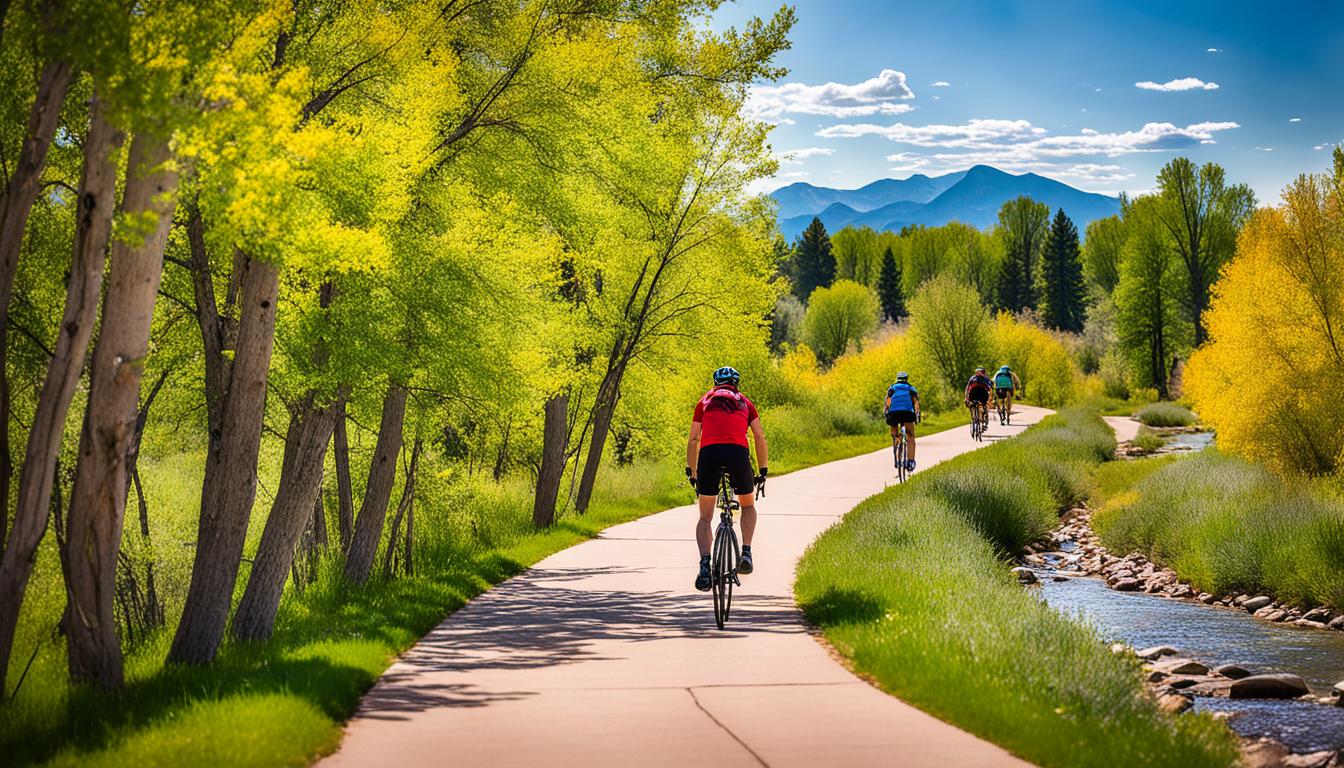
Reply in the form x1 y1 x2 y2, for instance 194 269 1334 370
713 366 741 386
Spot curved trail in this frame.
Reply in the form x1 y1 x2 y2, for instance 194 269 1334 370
321 406 1052 767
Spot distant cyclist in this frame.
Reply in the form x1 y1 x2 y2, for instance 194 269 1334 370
884 371 921 472
964 367 992 427
993 365 1023 419
686 366 768 592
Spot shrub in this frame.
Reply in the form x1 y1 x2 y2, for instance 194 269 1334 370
1134 402 1196 427
989 312 1079 407
801 280 880 363
1129 426 1167 453
1094 450 1344 608
908 275 991 387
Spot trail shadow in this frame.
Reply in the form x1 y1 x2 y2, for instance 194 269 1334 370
797 587 885 627
352 565 802 716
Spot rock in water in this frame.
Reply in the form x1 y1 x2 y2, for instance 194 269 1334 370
1010 567 1037 584
1214 663 1253 680
1154 658 1210 676
1135 645 1178 661
1229 674 1311 699
1243 595 1273 612
1157 693 1191 714
1112 577 1141 591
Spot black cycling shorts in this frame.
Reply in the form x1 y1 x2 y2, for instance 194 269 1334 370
696 443 755 496
967 389 989 404
885 410 916 426
995 387 1013 399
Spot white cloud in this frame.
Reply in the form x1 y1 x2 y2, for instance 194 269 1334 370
1254 146 1274 152
931 81 951 87
776 147 835 165
745 69 916 121
1289 117 1302 123
1207 48 1223 53
1315 145 1326 151
1094 87 1103 92
1134 77 1220 92
1136 77 1219 92
819 118 1239 161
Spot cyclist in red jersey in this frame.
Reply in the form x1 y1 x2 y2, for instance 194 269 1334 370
686 366 768 592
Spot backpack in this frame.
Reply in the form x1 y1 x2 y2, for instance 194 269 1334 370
994 372 1014 388
701 387 746 415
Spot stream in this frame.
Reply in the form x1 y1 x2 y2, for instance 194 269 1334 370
1039 576 1344 752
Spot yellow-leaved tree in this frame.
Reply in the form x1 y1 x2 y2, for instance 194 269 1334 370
1186 149 1344 475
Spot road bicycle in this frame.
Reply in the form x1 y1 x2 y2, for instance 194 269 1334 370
968 401 988 442
892 413 920 482
707 472 762 629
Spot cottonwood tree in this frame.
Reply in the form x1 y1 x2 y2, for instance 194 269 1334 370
802 280 879 363
910 274 991 387
1082 214 1125 294
1152 157 1255 345
1116 197 1188 398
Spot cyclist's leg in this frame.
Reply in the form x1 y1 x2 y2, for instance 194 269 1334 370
693 447 724 556
695 493 716 555
905 419 917 460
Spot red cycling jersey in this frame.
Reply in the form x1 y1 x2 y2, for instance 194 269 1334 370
692 385 759 448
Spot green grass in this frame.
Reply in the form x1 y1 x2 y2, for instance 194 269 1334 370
1 403 957 768
795 409 1238 768
1093 450 1344 609
1133 402 1198 427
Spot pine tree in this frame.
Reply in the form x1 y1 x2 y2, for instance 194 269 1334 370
1039 208 1087 331
876 245 905 321
792 217 835 301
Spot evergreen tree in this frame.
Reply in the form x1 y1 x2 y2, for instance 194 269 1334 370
876 245 905 320
994 196 1049 312
792 217 835 301
1039 208 1087 332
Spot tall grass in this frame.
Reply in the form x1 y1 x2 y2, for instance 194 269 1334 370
1093 450 1344 608
796 410 1236 768
1133 402 1197 427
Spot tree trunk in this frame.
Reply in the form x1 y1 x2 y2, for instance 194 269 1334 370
382 437 421 577
231 390 343 641
344 383 407 584
167 256 279 665
0 58 74 550
532 392 569 528
334 402 354 552
62 131 178 688
0 93 119 691
574 369 622 513
403 494 414 577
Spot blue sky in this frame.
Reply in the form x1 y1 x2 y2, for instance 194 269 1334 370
711 1 1344 202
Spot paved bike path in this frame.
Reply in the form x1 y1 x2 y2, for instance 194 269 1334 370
321 407 1051 767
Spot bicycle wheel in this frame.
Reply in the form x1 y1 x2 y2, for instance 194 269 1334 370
721 526 738 624
711 521 734 629
896 432 907 483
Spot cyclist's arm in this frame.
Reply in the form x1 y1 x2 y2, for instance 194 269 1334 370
913 394 921 416
883 393 892 413
686 421 702 478
1012 372 1022 394
749 417 768 473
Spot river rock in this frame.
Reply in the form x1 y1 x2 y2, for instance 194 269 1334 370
1154 658 1210 676
1214 663 1253 680
1333 681 1344 699
1242 739 1291 768
1283 751 1338 768
1198 592 1216 604
1263 610 1288 623
1136 645 1178 661
1010 567 1038 583
1303 607 1332 623
1243 595 1273 612
1112 577 1141 592
1293 619 1328 630
1234 594 1250 606
1157 692 1191 714
1330 615 1344 630
1229 673 1311 699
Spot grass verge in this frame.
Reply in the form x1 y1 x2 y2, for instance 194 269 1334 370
0 405 951 768
795 409 1238 768
1092 449 1344 610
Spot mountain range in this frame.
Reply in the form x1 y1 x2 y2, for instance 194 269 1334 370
772 165 1122 240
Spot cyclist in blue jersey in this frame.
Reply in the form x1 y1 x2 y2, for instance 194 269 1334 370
884 372 921 472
